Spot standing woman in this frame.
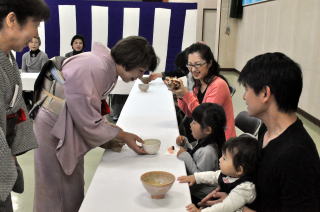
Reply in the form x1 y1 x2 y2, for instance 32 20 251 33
33 36 158 212
65 34 85 58
0 0 50 211
172 43 236 140
21 36 48 73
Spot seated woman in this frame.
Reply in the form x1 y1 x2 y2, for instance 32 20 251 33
21 36 48 73
21 36 48 110
65 34 85 58
171 43 236 140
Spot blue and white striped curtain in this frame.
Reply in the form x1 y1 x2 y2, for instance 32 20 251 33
16 0 197 72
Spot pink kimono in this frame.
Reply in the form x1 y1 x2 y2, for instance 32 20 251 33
33 43 121 212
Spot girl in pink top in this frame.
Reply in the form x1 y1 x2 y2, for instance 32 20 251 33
172 43 236 140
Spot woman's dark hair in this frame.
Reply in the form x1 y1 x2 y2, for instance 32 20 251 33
175 48 189 75
70 34 85 49
238 52 302 113
186 42 230 90
189 103 226 158
0 0 50 30
222 135 259 176
111 36 159 72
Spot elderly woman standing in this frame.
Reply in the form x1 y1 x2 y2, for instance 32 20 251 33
33 36 158 212
172 43 236 140
0 0 50 211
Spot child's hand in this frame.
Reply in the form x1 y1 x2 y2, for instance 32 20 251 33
186 203 201 212
177 147 186 156
177 175 196 186
176 135 186 146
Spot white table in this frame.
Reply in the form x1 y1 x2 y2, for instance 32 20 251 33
79 78 191 212
20 73 39 91
20 72 135 95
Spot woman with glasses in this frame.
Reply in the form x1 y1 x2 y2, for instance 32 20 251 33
172 42 236 140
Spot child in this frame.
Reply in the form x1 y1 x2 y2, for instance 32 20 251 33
176 103 227 203
178 135 259 212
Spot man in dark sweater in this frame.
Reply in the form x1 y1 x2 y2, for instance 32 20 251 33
237 52 320 212
199 52 319 212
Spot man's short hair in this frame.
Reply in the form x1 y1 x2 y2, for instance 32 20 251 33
0 0 50 30
111 36 158 72
238 52 303 113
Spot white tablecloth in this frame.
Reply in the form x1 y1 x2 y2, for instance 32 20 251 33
79 78 191 212
20 73 39 91
20 72 134 95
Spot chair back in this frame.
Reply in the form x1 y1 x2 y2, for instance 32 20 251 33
229 86 236 97
235 111 261 136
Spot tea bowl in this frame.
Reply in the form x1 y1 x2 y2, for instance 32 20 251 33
140 171 175 199
142 139 161 154
138 83 149 92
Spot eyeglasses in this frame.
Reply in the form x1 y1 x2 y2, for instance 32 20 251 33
186 61 207 70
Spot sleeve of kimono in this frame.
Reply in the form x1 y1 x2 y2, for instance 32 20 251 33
0 127 17 202
0 74 18 202
0 74 7 137
63 61 120 147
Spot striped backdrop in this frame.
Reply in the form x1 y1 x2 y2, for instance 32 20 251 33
15 0 197 73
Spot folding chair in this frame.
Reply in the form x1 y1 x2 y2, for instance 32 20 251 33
235 111 261 137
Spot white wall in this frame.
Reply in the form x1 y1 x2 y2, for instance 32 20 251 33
219 0 320 119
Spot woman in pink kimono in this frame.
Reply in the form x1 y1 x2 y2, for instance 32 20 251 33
33 36 158 212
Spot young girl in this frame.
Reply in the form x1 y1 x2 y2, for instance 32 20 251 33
178 135 259 212
176 103 227 203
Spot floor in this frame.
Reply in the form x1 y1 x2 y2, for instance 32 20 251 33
12 71 320 211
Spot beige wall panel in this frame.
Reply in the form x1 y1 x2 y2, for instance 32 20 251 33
203 9 217 52
231 0 320 119
169 0 217 45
